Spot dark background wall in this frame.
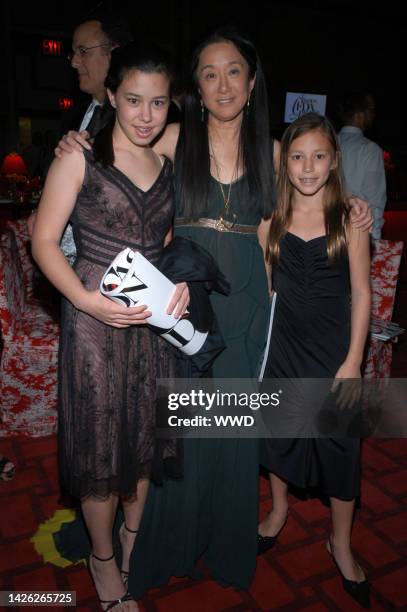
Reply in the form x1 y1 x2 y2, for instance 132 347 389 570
1 0 406 169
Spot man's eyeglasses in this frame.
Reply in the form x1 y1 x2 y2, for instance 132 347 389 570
67 43 111 61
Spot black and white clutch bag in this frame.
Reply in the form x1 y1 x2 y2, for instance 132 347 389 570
100 247 208 356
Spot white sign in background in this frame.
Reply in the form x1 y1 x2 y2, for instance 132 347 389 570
284 92 327 123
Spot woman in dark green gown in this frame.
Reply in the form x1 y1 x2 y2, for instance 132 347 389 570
127 28 276 596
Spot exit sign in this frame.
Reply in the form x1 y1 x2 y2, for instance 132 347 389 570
42 39 62 56
58 97 74 110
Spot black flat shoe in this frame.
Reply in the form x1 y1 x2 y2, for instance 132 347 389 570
326 538 370 609
257 533 277 555
257 513 288 555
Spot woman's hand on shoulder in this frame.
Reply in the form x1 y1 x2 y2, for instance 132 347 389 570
55 130 92 158
346 204 371 253
153 123 180 162
349 196 373 232
79 290 151 328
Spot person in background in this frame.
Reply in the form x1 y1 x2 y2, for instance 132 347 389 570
27 11 134 262
338 91 387 239
65 11 133 134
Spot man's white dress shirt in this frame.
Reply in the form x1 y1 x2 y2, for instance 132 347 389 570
338 126 387 239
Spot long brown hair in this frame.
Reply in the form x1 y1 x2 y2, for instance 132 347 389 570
267 112 349 266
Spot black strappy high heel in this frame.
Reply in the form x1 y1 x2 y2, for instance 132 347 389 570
88 552 136 611
119 523 139 585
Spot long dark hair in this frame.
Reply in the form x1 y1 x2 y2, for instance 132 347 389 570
93 42 172 167
175 27 275 219
268 112 350 266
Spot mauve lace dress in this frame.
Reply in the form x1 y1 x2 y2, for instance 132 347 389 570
58 151 177 501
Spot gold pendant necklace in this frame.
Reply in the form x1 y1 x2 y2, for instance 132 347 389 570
209 141 238 231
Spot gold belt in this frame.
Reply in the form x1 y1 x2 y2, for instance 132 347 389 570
175 217 258 234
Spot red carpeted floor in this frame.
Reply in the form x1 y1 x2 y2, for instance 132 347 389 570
0 434 406 611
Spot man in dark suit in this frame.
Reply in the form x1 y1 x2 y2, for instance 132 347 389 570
63 12 133 134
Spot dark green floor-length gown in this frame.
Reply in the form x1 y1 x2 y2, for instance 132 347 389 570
128 174 271 595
